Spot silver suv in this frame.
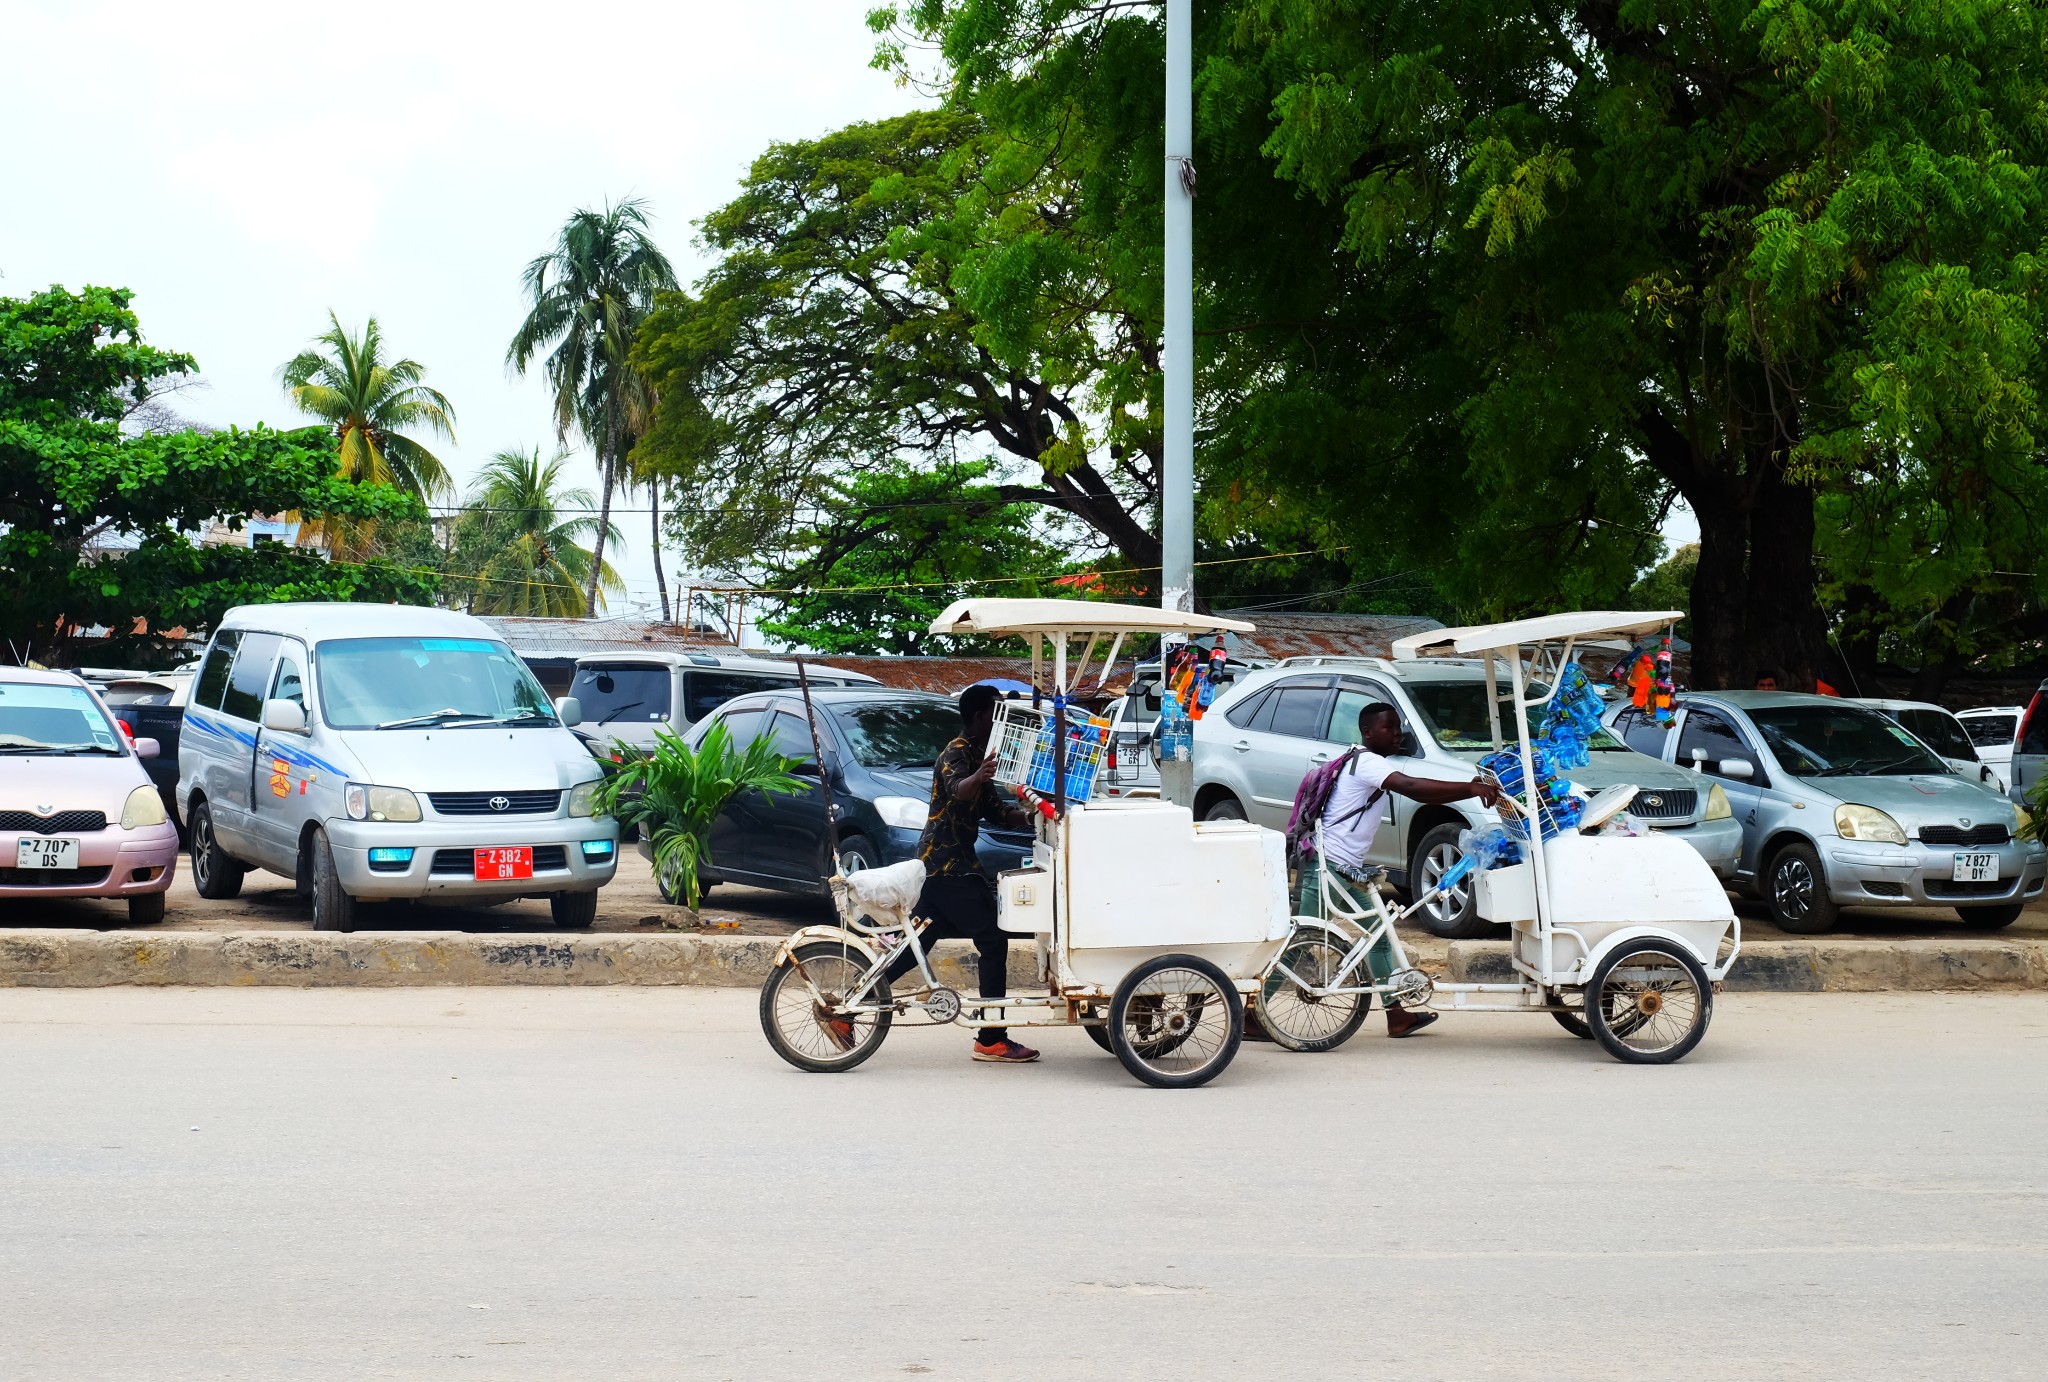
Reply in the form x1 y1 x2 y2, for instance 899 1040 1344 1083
1192 656 1742 937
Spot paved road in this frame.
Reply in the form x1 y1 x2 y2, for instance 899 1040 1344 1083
4 989 2046 1380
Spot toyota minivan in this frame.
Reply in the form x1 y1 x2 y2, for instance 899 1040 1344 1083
178 604 617 931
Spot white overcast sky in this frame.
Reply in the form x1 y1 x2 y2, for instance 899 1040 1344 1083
2 0 918 617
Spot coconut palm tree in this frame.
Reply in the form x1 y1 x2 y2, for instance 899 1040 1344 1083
449 447 622 617
507 199 677 618
278 313 456 503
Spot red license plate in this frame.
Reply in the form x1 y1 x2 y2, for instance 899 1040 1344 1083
473 847 533 880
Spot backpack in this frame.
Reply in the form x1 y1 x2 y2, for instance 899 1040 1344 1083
1284 748 1386 861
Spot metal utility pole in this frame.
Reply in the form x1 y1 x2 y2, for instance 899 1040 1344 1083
1161 0 1194 618
1159 0 1197 810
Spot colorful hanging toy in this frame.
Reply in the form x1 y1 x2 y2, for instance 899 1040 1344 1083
1653 633 1676 725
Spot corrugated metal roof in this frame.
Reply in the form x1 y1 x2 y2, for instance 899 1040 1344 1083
475 616 740 654
1216 611 1446 663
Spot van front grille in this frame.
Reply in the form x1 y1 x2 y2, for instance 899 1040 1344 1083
427 790 561 816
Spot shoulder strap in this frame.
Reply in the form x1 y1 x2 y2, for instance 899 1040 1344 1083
1326 748 1386 827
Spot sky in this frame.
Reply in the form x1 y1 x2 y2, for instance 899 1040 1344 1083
2 0 919 621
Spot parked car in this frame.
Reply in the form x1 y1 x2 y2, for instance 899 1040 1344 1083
1193 655 1743 937
0 667 179 924
1612 690 2045 932
659 687 1035 899
1958 705 2024 799
567 651 882 757
101 669 196 826
1094 693 1162 800
178 603 617 931
1853 698 2001 792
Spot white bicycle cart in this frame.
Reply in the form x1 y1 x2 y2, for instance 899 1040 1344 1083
1256 611 1742 1064
759 598 1291 1088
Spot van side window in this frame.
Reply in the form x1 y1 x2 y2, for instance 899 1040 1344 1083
221 633 282 722
270 643 307 711
194 631 241 711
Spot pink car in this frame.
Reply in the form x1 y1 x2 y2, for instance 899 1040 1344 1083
1 667 179 924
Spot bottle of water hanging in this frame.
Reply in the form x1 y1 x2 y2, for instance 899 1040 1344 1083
1158 703 1193 763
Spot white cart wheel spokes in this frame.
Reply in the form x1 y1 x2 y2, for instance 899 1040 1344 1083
1585 940 1712 1064
1257 933 1371 1053
1108 954 1244 1088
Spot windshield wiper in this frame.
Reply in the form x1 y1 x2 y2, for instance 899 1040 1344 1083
598 700 645 726
470 710 554 728
0 742 122 756
375 709 494 730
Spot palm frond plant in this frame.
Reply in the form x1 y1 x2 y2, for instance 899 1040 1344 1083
448 447 623 616
594 720 806 909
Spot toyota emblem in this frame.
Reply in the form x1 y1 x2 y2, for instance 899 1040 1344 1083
1962 817 1972 827
488 796 510 812
35 803 53 814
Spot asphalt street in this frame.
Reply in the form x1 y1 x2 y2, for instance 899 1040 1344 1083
3 988 2046 1380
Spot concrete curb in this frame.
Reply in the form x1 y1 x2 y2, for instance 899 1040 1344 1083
0 931 1038 990
1446 938 2048 992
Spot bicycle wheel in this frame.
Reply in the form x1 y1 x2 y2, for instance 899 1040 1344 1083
1585 940 1712 1065
760 941 893 1073
1108 954 1243 1089
1257 929 1372 1053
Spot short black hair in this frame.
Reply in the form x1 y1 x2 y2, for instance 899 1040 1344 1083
1357 701 1401 735
959 683 1000 723
1755 668 1779 682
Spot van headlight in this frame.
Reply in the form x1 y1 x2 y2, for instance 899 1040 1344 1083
343 783 422 823
120 785 167 830
875 795 929 830
1703 784 1732 821
567 779 600 818
1834 803 1907 845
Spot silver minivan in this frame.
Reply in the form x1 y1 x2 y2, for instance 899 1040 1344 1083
1611 690 2045 932
178 603 618 931
566 651 881 755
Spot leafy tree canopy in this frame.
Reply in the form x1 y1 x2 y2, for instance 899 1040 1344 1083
446 447 624 618
1 286 435 666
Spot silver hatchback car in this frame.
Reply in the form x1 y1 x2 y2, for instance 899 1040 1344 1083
1606 691 2046 932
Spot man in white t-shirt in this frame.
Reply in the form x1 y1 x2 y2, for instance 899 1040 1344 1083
1299 702 1501 1038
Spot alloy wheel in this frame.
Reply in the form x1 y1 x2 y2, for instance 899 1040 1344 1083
1773 855 1815 922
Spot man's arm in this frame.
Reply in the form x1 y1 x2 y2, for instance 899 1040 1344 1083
1384 771 1504 810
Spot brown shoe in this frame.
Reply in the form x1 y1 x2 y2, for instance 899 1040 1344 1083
972 1038 1041 1063
1386 1007 1439 1039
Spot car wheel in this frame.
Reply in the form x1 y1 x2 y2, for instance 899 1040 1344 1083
550 890 599 929
309 828 356 933
1765 841 1837 934
1957 902 2024 929
1409 822 1492 939
127 891 166 926
1202 796 1247 822
836 835 879 878
188 801 245 900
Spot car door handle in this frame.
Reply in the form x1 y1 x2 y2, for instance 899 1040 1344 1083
1233 740 1250 752
1309 752 1330 764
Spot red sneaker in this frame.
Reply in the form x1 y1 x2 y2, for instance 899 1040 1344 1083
972 1038 1041 1063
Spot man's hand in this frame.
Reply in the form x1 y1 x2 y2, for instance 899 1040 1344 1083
953 750 1001 802
1470 777 1504 809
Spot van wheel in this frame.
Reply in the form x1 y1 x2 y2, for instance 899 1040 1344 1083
1765 841 1837 934
550 890 599 929
188 801 245 900
1410 823 1490 939
309 829 356 933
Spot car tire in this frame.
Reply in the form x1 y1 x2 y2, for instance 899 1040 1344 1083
309 828 356 933
127 891 166 926
1764 841 1837 934
1202 796 1247 822
837 835 878 877
1409 822 1492 939
1957 902 2024 929
550 890 599 929
188 800 245 900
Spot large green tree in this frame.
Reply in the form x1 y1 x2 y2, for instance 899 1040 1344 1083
509 199 678 618
2 286 434 666
446 447 623 617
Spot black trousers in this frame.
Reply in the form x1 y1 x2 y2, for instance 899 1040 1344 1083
884 874 1010 1041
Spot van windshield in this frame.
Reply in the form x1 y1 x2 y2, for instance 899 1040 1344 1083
0 681 125 756
573 664 671 726
315 638 557 730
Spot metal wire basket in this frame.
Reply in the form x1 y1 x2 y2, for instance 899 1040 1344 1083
989 700 1111 800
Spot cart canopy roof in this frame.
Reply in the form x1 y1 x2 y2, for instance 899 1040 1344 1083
1390 610 1682 660
929 598 1255 638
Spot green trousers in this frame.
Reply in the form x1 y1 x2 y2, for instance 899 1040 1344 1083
1295 854 1401 997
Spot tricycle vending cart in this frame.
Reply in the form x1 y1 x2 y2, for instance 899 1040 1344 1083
1256 610 1742 1065
759 598 1290 1088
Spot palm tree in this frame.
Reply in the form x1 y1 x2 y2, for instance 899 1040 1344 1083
508 199 677 618
278 313 456 505
450 447 623 617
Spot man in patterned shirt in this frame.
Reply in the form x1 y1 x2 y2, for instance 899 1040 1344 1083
880 683 1038 1062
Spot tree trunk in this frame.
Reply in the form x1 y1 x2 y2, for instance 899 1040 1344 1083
1830 582 1883 698
650 479 670 623
1741 459 1827 692
587 449 613 619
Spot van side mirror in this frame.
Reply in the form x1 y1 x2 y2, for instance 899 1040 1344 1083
1719 758 1755 780
261 699 307 734
554 696 583 728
